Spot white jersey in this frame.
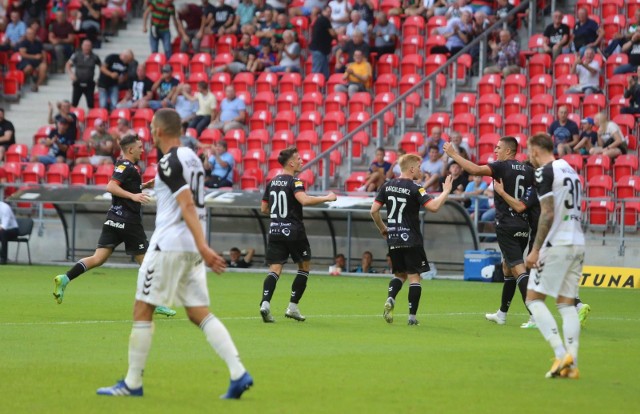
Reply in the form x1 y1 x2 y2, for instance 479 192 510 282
534 159 585 247
150 146 206 252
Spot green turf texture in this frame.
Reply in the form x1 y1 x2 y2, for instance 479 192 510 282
1 265 639 414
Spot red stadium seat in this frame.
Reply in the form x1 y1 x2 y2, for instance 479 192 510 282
587 175 613 198
297 130 318 152
275 91 298 113
224 129 246 150
607 74 628 98
279 73 302 94
504 114 529 136
248 110 272 131
109 108 131 127
562 154 584 175
327 73 347 93
613 155 639 181
301 92 324 113
478 114 503 136
477 94 501 118
45 163 70 184
376 54 399 76
348 92 372 115
627 0 640 18
189 53 212 74
232 72 255 93
254 91 276 113
451 113 476 134
452 93 477 118
266 167 285 182
274 111 297 133
556 94 581 114
216 34 237 54
5 144 28 163
530 94 553 117
612 114 635 136
424 54 447 76
348 111 371 133
320 131 343 152
168 53 189 73
22 162 45 184
242 149 266 171
402 15 425 36
425 35 446 56
504 74 528 97
587 199 614 232
478 134 500 159
553 54 576 78
504 94 527 118
528 53 551 77
94 164 114 186
199 129 221 146
586 154 612 181
530 114 554 135
323 111 346 133
606 53 628 79
426 15 447 34
247 129 269 151
478 74 502 95
272 130 295 152
400 54 423 76
402 35 424 56
555 75 578 98
529 75 553 99
257 72 279 93
299 111 321 132
325 92 347 114
132 108 154 129
352 131 370 158
209 72 231 94
400 132 425 153
582 94 605 118
87 108 108 128
603 15 626 41
609 95 628 120
373 92 396 115
479 153 497 165
345 171 367 191
602 0 623 18
374 73 398 95
30 144 49 159
70 163 94 185
425 112 450 134
145 53 166 74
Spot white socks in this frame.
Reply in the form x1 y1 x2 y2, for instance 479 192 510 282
527 300 566 360
125 321 154 389
558 303 580 366
200 314 246 380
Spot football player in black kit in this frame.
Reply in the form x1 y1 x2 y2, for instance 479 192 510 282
53 135 176 317
444 137 534 326
259 147 337 323
371 154 453 326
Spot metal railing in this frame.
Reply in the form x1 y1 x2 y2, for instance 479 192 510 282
302 0 536 190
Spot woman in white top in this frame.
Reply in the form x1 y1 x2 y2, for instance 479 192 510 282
590 112 627 159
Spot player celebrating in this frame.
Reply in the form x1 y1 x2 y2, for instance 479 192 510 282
259 147 337 323
97 109 252 398
52 135 175 317
524 133 585 379
370 154 453 326
444 137 534 326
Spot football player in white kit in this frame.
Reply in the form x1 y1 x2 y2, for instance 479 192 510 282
525 133 585 380
97 109 253 399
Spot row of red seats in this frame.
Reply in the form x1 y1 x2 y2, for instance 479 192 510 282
574 0 640 19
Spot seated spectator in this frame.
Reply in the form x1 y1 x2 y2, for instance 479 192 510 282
172 83 199 124
330 253 347 273
346 10 368 42
565 48 602 96
85 119 115 166
492 0 516 34
213 34 258 75
548 105 580 157
236 0 258 34
359 147 392 192
180 122 204 152
444 131 470 163
116 63 154 109
573 117 597 155
176 2 204 53
211 85 247 133
249 43 277 72
0 200 19 265
445 0 474 20
445 161 468 196
289 0 323 20
185 81 218 136
351 251 377 273
77 0 103 47
17 27 47 92
468 0 493 15
272 13 295 45
613 32 640 75
622 74 640 115
204 141 235 188
483 29 520 76
419 126 445 157
48 100 79 144
404 0 446 19
103 0 127 36
48 10 76 73
477 182 496 224
542 11 571 60
421 145 443 192
371 12 398 57
591 112 627 159
329 0 351 32
205 0 236 35
572 7 603 55
431 10 473 55
266 30 301 73
334 49 371 98
148 65 180 110
352 0 374 26
388 147 406 179
465 175 489 216
382 253 392 274
1 11 26 51
98 50 133 111
605 8 640 58
0 108 16 162
227 247 255 268
112 118 135 145
267 0 287 15
33 117 74 165
254 9 277 46
335 29 369 73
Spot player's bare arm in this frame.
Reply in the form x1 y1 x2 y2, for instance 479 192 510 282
493 179 526 213
443 142 492 176
260 200 269 214
424 175 453 212
106 180 150 204
294 191 337 206
369 202 388 238
525 195 554 269
142 178 155 189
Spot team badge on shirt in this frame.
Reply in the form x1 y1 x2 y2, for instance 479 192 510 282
295 180 304 188
418 188 427 196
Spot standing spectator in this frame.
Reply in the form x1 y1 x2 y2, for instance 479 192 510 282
18 0 47 26
613 32 640 75
176 2 204 53
212 33 258 75
309 6 337 80
211 86 247 133
371 12 397 56
143 0 178 58
47 100 79 144
334 29 369 73
0 108 16 162
49 11 76 73
591 112 627 159
67 39 101 108
622 74 640 115
77 0 103 47
359 147 392 192
335 49 371 98
351 251 377 273
573 7 603 54
329 0 351 32
421 145 444 192
543 11 571 60
97 50 133 111
204 141 235 188
548 106 580 157
103 0 127 36
17 27 47 92
187 81 217 136
32 117 74 165
465 175 490 217
573 117 598 155
148 64 180 110
484 29 520 76
207 0 236 35
493 0 516 34
266 30 301 73
346 10 368 42
116 63 154 109
171 83 199 124
565 48 602 96
1 11 26 51
227 247 255 268
0 201 19 265
431 10 473 55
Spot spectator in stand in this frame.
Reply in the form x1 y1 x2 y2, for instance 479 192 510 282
33 117 74 165
143 0 178 58
254 9 278 46
443 131 470 164
421 145 444 192
111 118 135 145
213 33 258 75
289 0 323 20
465 175 489 218
86 119 116 166
419 126 445 157
249 43 276 72
77 0 103 47
573 7 603 55
309 6 337 80
272 13 295 44
204 141 235 188
48 10 76 73
445 0 472 19
17 27 47 92
403 0 444 19
116 63 154 109
0 108 16 162
353 0 374 26
29 17 48 44
613 32 640 74
548 105 580 157
346 10 368 42
0 0 8 32
233 0 255 34
468 0 492 15
573 117 598 155
371 12 397 56
148 64 180 110
211 85 247 133
622 74 640 115
330 253 346 274
542 11 571 60
180 122 203 152
176 2 204 53
445 161 468 196
204 0 236 35
103 0 127 37
388 147 406 179
359 147 392 192
19 0 47 26
267 0 287 15
1 11 26 51
351 251 377 273
48 100 79 144
185 81 217 136
591 112 627 159
335 49 371 98
67 40 101 109
97 49 133 111
227 247 255 268
483 29 520 76
604 8 640 58
0 201 19 265
565 48 602 96
172 83 199 124
335 29 369 73
431 10 473 56
329 0 351 32
493 0 516 34
266 30 301 73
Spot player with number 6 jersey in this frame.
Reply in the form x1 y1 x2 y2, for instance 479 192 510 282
258 146 337 323
371 154 453 326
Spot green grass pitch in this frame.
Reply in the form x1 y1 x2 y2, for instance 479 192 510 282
2 265 639 414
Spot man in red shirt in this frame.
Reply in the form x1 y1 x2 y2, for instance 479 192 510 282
48 11 76 73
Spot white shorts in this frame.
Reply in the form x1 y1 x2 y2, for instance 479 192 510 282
135 250 210 308
529 245 585 299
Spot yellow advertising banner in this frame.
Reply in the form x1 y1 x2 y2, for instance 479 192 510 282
580 266 640 289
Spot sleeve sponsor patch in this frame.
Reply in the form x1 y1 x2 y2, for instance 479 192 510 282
115 165 126 173
418 187 426 196
295 180 304 187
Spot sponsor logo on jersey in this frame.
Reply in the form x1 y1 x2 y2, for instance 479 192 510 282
282 228 290 236
418 188 427 196
295 180 304 187
104 219 125 229
400 233 409 241
513 231 529 237
115 165 126 173
535 168 544 183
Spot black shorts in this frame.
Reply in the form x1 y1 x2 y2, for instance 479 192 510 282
266 239 311 265
389 245 430 275
97 219 148 256
496 226 529 268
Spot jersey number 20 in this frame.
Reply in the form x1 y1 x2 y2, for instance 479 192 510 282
269 191 288 218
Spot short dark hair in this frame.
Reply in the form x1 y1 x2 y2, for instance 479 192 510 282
197 80 207 90
217 140 228 150
528 133 554 152
278 146 298 166
119 134 140 151
230 247 240 253
376 147 385 153
154 109 182 138
335 253 345 260
499 136 519 153
428 145 439 153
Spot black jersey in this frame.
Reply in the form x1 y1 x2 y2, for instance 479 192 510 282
106 159 143 224
521 185 540 242
489 160 534 228
262 174 306 241
374 178 433 248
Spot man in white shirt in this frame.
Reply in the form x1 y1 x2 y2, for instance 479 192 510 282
266 30 302 73
566 48 602 95
345 10 368 42
0 201 19 265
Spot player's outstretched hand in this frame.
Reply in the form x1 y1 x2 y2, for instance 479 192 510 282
441 175 453 194
443 142 455 156
202 247 227 274
143 178 155 189
493 178 504 195
525 250 539 270
325 191 338 202
132 193 151 204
